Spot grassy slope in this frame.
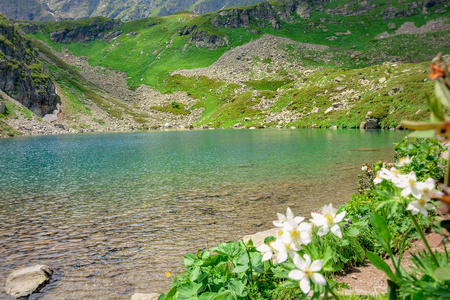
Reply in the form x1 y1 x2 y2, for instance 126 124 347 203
26 0 450 129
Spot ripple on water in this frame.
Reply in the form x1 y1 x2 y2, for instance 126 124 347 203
0 129 405 299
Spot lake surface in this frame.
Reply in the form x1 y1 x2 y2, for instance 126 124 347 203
0 129 406 299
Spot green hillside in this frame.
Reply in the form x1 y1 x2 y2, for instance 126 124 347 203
20 0 450 130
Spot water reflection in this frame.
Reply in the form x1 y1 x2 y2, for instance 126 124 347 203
0 129 405 299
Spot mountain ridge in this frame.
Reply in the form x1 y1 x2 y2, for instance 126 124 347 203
0 0 449 137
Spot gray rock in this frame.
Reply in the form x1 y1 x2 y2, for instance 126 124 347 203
311 107 321 114
131 292 160 300
360 118 380 129
4 265 53 298
0 100 5 114
243 228 278 248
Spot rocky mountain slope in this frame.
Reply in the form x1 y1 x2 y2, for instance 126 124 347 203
0 0 265 21
0 0 449 137
0 14 56 116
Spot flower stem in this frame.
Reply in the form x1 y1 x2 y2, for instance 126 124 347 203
445 145 450 186
407 210 439 267
327 283 340 300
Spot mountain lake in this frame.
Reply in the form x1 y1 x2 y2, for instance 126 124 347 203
0 129 406 299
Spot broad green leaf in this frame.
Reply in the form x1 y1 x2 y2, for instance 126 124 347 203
184 253 196 268
211 242 244 258
426 93 445 122
408 129 436 139
435 80 450 109
189 266 201 282
233 254 249 274
346 227 359 237
434 267 450 281
366 250 398 283
401 120 442 130
227 277 247 297
177 282 203 300
250 252 264 273
211 291 235 300
370 213 391 253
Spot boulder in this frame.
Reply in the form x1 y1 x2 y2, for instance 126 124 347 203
4 265 53 298
131 292 160 300
360 118 380 129
311 107 321 114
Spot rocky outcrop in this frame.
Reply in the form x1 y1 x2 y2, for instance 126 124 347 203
3 265 53 298
360 111 381 129
49 18 122 43
189 30 227 48
0 14 56 116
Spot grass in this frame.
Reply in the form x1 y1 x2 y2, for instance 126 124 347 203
16 0 449 130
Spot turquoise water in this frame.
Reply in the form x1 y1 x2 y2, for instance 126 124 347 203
0 129 405 299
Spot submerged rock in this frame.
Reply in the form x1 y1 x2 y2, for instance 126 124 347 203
4 265 53 298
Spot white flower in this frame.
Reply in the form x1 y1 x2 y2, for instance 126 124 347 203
273 207 304 228
271 239 300 263
406 198 435 217
310 204 346 238
374 167 402 184
281 221 312 247
394 172 421 199
361 165 368 171
396 156 413 167
288 253 326 294
257 241 275 262
416 178 443 200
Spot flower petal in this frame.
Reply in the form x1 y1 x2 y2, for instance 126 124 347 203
334 211 346 223
317 224 329 236
310 260 323 272
300 277 311 294
310 213 326 226
288 269 305 281
293 252 306 270
311 273 327 286
331 224 342 238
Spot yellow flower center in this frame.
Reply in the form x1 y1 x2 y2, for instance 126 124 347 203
393 169 401 175
305 269 313 278
290 230 300 240
324 213 334 225
418 199 426 206
409 179 416 186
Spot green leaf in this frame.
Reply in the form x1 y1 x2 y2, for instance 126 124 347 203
250 252 264 273
346 226 359 237
434 267 450 281
264 236 276 244
177 282 203 300
227 278 247 297
435 80 450 110
189 266 201 282
408 130 436 139
370 212 391 253
339 239 350 247
233 254 250 274
366 250 398 283
212 242 244 258
184 253 196 268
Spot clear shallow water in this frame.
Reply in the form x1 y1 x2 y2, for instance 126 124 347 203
0 129 405 299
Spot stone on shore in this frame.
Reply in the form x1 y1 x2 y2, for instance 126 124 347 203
131 292 160 300
243 228 278 248
3 265 53 298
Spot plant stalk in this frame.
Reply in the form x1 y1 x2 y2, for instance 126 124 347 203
407 210 439 267
327 283 340 300
445 145 450 186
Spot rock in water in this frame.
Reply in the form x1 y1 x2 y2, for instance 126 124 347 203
4 265 53 298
